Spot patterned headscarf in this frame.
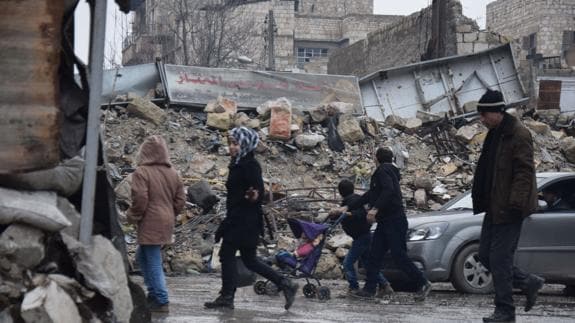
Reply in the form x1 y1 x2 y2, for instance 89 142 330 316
229 126 259 164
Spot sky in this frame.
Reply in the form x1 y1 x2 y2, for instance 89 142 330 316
75 0 492 68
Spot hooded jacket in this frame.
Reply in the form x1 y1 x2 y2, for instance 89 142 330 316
348 163 405 222
128 136 186 245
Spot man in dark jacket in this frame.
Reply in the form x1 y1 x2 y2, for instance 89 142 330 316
329 179 393 297
347 147 431 301
472 89 544 323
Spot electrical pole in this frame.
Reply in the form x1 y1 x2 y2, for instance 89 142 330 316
266 10 275 71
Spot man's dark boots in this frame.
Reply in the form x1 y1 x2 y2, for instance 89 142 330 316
482 310 515 322
280 278 299 310
524 275 545 312
204 291 234 309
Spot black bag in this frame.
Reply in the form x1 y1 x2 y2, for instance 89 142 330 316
235 257 256 287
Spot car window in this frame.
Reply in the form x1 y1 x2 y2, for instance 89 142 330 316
537 178 575 212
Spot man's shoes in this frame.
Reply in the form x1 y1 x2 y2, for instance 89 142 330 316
482 311 515 322
346 287 359 297
204 293 235 310
414 281 432 301
376 283 394 298
524 275 545 312
280 278 299 310
149 302 170 313
351 289 375 299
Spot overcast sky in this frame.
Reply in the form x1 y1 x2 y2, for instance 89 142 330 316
75 0 492 68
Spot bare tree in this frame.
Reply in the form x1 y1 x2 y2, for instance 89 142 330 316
159 0 261 67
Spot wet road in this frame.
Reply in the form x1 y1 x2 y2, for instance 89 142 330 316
140 274 575 323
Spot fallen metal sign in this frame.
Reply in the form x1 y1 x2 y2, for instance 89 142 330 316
360 44 528 121
162 64 364 113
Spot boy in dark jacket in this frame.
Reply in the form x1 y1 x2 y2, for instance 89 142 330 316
330 179 393 297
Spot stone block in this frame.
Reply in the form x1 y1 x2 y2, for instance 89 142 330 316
524 120 550 135
269 105 292 140
456 125 480 143
413 177 434 191
294 134 325 150
560 137 575 163
473 42 490 52
335 247 347 259
114 174 133 205
186 180 219 212
126 96 167 126
188 155 215 175
403 118 423 133
0 224 44 268
337 114 365 143
62 234 133 323
309 105 328 123
440 163 458 176
414 189 427 208
21 281 81 323
206 112 231 130
463 32 478 42
457 42 474 55
326 233 353 249
551 130 566 140
456 24 473 33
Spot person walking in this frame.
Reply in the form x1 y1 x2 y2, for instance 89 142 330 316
472 89 545 323
127 135 186 313
347 147 431 301
204 126 298 310
329 179 394 297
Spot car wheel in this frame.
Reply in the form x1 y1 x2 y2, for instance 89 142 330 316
451 243 493 294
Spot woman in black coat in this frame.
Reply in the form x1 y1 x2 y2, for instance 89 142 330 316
205 126 298 310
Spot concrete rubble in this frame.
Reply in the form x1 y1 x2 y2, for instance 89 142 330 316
0 159 137 322
101 95 574 281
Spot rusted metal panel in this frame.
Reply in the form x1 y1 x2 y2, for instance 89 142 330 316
0 0 64 173
537 80 562 110
163 64 364 114
537 76 575 112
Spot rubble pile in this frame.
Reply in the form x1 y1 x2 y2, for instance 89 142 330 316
0 165 136 322
104 95 575 279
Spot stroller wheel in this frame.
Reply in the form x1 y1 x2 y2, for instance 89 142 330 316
303 283 317 298
254 281 267 295
317 286 331 301
265 282 280 296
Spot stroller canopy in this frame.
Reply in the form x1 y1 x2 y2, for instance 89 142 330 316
287 218 329 240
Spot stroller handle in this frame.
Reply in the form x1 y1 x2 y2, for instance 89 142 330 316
324 212 347 227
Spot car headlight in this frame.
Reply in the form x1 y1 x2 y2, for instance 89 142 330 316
407 222 449 241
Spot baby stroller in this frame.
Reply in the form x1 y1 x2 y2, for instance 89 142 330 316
253 213 346 301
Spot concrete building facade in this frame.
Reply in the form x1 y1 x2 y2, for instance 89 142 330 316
122 0 401 73
328 0 503 77
486 0 575 68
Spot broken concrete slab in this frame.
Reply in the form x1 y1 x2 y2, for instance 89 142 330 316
0 224 45 269
403 118 423 133
0 188 71 232
62 234 133 323
551 130 566 140
170 250 204 274
20 281 81 323
188 155 215 175
114 173 133 205
314 252 342 279
309 106 328 123
413 176 434 191
126 96 167 126
337 114 365 143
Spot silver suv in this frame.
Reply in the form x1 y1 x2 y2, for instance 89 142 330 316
382 172 575 294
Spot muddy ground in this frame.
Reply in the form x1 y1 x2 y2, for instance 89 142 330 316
135 274 575 323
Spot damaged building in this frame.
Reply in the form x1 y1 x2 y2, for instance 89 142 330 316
121 0 402 73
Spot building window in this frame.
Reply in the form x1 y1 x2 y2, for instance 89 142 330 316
522 33 537 57
297 47 328 66
562 31 575 51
